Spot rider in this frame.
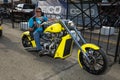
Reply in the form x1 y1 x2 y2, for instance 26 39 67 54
28 7 48 51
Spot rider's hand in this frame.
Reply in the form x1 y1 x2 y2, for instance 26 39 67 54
28 28 34 31
48 18 56 22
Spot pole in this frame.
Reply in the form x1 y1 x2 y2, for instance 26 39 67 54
11 0 14 28
66 0 69 19
114 26 120 62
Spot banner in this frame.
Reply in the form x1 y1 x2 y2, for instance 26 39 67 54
68 3 100 27
3 0 8 3
37 0 67 16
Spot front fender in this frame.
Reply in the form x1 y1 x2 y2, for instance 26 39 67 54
78 43 100 68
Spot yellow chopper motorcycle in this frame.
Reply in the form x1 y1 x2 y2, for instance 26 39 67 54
21 19 108 75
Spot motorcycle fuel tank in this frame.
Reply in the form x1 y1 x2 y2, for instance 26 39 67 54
44 23 64 33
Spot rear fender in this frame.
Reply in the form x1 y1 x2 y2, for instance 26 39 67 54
21 31 30 38
21 31 36 47
21 31 31 41
78 43 100 68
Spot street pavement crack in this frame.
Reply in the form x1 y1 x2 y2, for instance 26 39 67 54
43 61 78 80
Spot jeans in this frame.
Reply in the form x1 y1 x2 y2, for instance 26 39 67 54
33 30 42 50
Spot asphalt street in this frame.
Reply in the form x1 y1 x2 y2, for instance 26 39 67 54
0 24 120 80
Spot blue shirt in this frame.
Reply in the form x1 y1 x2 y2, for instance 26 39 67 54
28 16 48 32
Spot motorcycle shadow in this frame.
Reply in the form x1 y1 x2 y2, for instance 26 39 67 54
27 47 78 71
29 50 112 80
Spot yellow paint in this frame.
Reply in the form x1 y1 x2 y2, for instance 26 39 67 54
44 23 64 33
54 34 73 59
77 43 100 68
21 31 36 47
31 40 36 47
0 26 2 30
21 31 30 37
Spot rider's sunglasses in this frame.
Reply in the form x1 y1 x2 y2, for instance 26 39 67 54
36 10 41 12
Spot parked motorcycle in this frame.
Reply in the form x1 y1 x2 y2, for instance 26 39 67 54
21 19 108 75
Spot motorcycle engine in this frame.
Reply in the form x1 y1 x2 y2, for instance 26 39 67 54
41 31 65 56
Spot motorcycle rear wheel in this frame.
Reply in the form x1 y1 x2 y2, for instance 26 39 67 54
79 49 108 75
22 36 32 47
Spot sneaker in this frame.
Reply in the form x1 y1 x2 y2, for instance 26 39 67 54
36 47 43 52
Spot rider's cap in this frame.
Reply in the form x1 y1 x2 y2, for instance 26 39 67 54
35 7 42 12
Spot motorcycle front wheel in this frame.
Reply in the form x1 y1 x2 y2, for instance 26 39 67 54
79 49 108 75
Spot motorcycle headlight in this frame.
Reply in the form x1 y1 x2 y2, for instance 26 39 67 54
68 20 74 26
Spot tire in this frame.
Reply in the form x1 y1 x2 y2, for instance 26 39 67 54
0 30 2 37
22 36 32 47
79 48 108 75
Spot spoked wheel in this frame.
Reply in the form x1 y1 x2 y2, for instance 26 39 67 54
79 48 108 75
22 36 32 47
